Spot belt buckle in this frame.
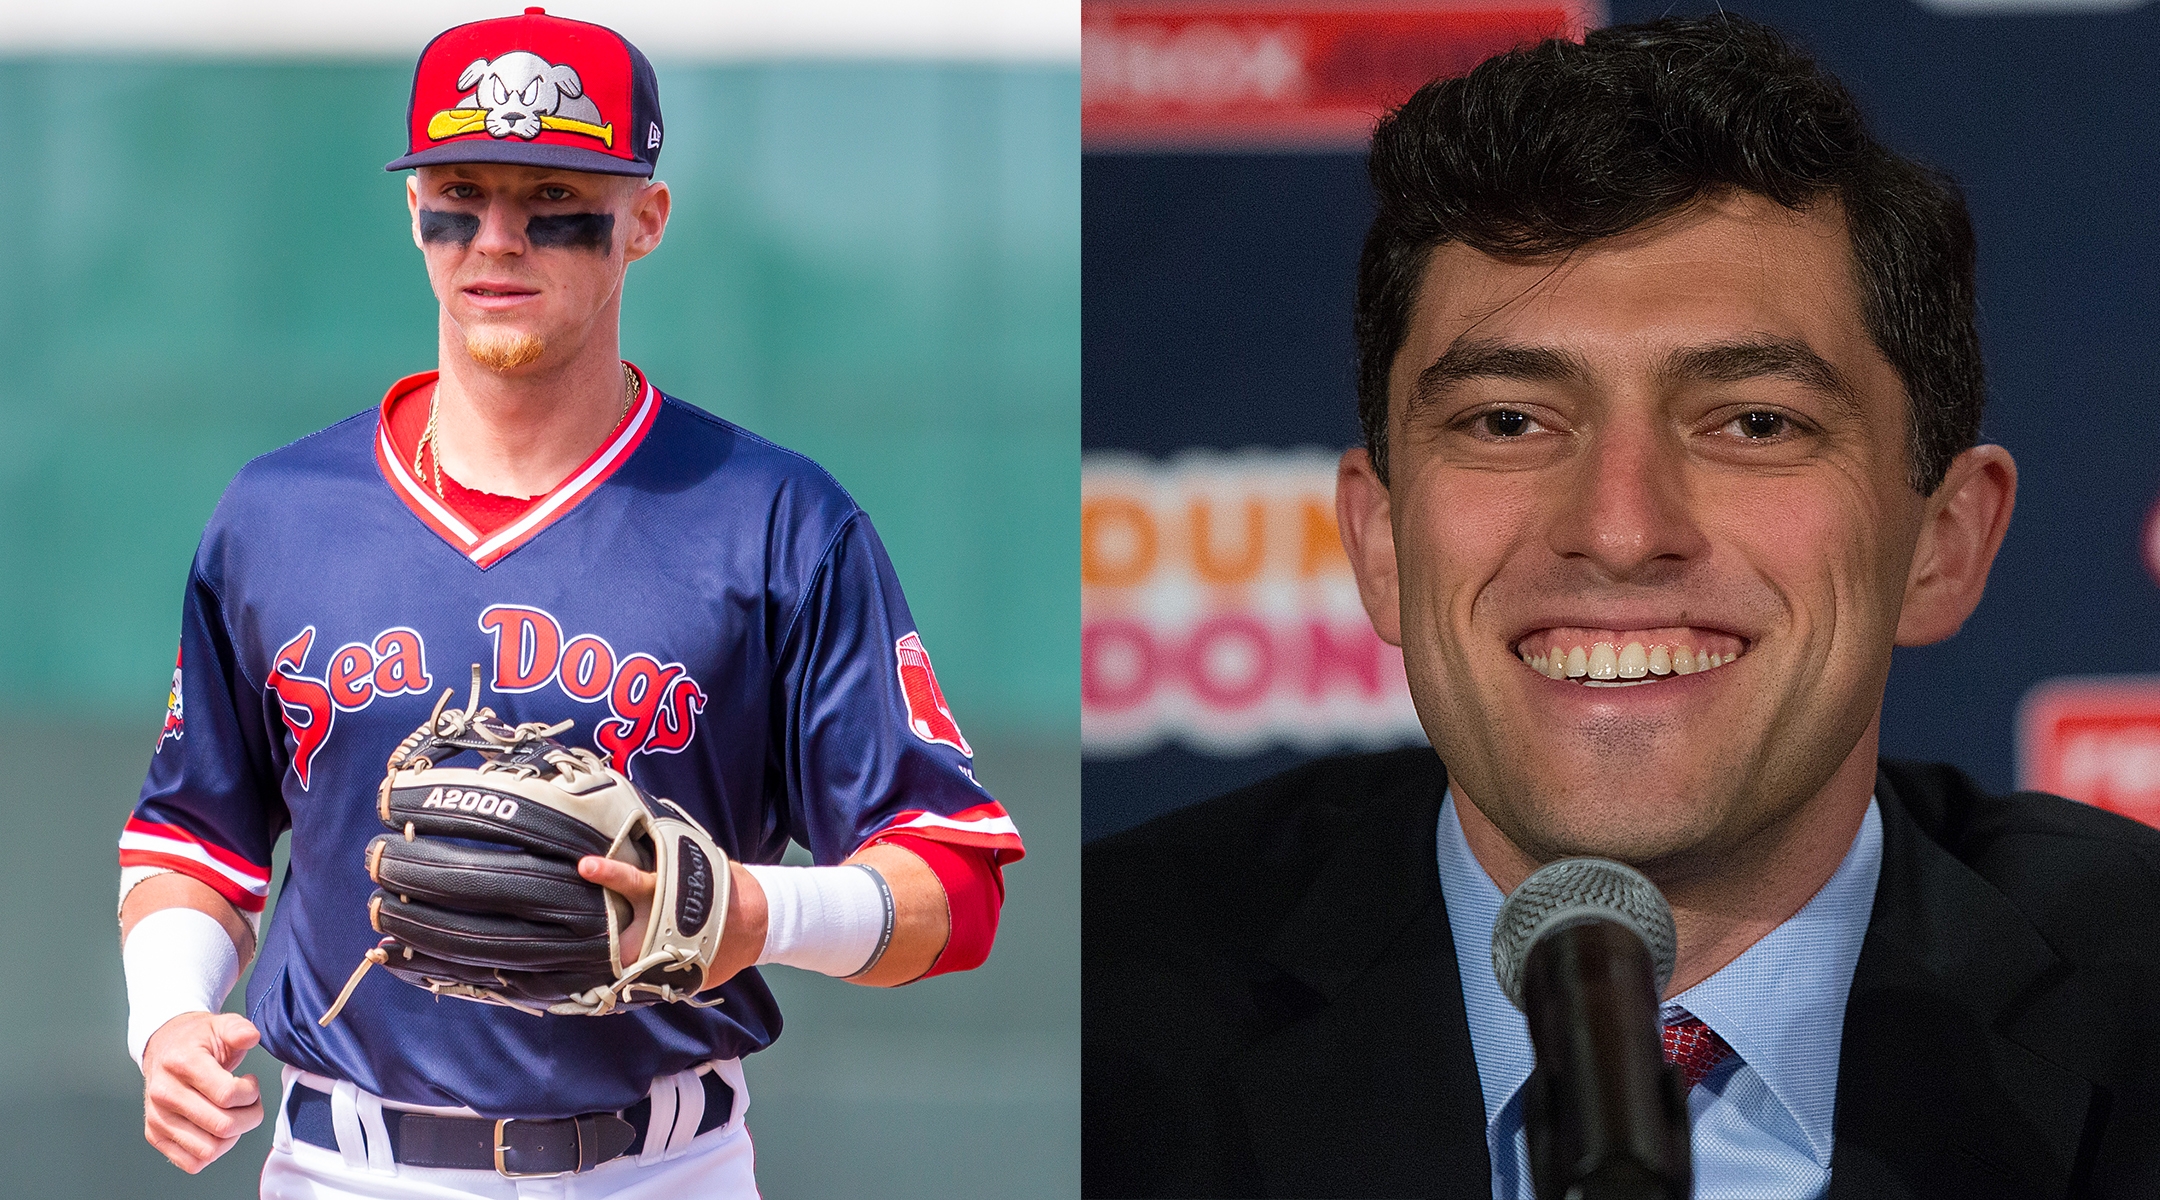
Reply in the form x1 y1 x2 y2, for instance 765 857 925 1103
493 1117 573 1179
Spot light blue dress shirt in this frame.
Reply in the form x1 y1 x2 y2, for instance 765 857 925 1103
1437 791 1883 1200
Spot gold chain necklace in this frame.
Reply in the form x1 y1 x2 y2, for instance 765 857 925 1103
415 363 638 499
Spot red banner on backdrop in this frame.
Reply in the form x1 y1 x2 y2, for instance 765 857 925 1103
1083 2 1601 149
2018 676 2160 830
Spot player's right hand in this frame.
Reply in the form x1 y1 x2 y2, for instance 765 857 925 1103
580 854 769 992
141 1011 263 1174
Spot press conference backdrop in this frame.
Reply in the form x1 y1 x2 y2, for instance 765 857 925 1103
1082 0 2160 842
0 7 1078 1196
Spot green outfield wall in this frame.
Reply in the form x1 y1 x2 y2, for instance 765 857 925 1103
0 57 1078 735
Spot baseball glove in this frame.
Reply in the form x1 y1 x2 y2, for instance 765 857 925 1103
318 669 729 1023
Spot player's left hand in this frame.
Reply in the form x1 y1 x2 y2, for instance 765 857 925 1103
579 855 768 991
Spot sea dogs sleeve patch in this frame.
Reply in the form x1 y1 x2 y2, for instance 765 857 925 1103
158 645 185 749
896 631 971 757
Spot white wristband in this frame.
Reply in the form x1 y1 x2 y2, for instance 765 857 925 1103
123 907 241 1069
743 863 894 977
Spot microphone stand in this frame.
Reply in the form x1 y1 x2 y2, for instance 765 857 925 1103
1520 920 1693 1200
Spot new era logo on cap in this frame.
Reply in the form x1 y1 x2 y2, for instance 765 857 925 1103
387 7 663 178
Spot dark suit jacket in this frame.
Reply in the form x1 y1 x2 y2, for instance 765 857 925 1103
1083 750 2160 1198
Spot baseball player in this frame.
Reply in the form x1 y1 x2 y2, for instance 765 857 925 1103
115 9 1024 1195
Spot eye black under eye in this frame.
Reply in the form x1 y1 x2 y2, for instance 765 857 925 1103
1482 410 1530 437
1737 411 1787 438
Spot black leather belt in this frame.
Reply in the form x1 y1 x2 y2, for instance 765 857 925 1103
288 1070 734 1177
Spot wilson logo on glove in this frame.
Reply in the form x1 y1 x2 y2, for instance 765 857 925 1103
677 842 713 937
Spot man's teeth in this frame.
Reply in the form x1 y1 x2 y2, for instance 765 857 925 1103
1520 640 1739 682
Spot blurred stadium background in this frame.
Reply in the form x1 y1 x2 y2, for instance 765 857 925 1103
1083 0 2160 840
0 1 1076 1196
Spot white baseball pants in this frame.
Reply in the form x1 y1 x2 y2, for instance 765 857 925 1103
258 1061 759 1199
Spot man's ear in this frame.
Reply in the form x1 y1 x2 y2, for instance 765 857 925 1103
406 176 423 251
624 179 670 263
1337 447 1404 646
1895 443 2017 646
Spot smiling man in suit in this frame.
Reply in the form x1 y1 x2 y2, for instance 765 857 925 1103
1083 16 2160 1200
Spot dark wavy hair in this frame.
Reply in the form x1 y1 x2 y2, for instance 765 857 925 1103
1354 15 1981 494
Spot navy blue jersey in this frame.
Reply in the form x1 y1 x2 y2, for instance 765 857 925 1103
122 370 1023 1117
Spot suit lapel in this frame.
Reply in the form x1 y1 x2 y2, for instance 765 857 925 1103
1827 770 2100 1199
1231 761 1492 1199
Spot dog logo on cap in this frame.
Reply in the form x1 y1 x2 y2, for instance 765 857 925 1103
426 51 615 148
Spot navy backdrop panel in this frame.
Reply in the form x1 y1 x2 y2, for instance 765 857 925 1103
1082 0 2160 842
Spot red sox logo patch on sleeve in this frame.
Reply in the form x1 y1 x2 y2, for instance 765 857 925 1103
896 632 972 757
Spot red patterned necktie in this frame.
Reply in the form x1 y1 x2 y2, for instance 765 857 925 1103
1663 1013 1735 1089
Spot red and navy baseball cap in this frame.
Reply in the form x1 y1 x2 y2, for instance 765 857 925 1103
386 7 662 177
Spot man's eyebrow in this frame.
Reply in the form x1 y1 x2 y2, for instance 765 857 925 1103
1408 339 1590 417
1659 339 1864 419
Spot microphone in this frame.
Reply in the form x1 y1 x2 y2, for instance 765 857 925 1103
1492 857 1692 1200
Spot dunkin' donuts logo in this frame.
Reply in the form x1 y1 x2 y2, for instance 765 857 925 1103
1082 450 1425 755
269 606 705 788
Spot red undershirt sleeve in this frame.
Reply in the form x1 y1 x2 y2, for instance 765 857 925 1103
872 832 1005 977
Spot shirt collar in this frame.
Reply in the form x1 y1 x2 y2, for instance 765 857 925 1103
371 364 659 569
1434 792 1534 1131
1437 790 1883 1168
